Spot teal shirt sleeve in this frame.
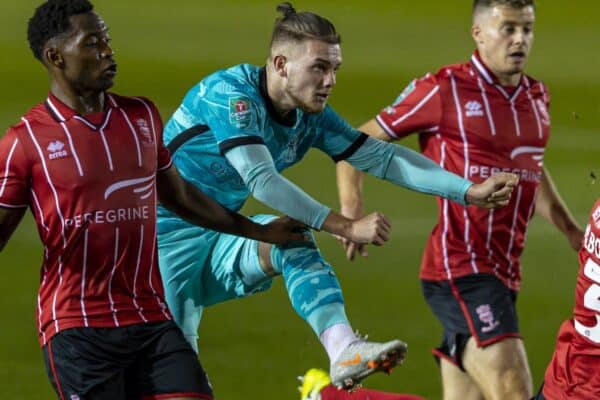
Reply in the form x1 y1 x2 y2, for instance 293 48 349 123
198 76 266 152
312 106 365 161
347 137 473 205
224 144 331 229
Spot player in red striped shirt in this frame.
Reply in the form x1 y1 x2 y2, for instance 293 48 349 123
531 200 600 399
337 1 582 399
0 1 305 399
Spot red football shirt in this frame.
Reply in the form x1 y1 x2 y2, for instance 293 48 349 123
0 92 173 345
542 200 600 399
376 51 550 290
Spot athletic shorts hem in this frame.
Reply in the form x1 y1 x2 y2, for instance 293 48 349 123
142 393 213 400
432 348 459 368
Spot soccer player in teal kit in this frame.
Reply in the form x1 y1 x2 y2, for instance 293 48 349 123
157 2 518 390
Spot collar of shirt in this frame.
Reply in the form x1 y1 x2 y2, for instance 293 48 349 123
44 92 119 129
470 50 531 98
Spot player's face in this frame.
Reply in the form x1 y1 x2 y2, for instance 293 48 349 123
473 5 535 82
57 12 116 93
284 40 341 113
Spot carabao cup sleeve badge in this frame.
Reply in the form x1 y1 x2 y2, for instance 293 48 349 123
229 96 254 129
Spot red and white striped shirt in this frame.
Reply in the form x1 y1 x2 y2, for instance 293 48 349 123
542 200 600 399
376 51 550 290
0 92 173 345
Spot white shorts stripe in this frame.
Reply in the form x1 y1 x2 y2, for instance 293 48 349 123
108 227 120 327
0 138 19 198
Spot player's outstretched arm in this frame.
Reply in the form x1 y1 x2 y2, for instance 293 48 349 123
534 166 583 250
336 119 393 260
156 165 306 245
224 143 392 246
0 207 26 252
344 136 518 208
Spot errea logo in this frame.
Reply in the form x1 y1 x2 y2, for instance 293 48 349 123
465 101 484 117
47 140 68 160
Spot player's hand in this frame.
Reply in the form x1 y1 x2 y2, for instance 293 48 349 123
346 212 392 246
260 216 310 244
466 172 519 208
334 206 369 261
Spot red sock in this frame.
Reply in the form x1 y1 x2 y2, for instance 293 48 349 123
320 384 425 400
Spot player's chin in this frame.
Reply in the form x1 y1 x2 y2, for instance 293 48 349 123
302 100 327 114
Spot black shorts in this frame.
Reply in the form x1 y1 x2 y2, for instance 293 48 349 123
421 273 520 370
42 321 213 400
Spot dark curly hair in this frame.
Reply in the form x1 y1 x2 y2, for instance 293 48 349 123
27 0 94 62
271 2 340 47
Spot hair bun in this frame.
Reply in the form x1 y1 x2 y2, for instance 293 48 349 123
276 2 296 18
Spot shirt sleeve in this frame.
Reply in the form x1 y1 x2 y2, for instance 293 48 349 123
0 128 30 208
224 144 331 229
375 73 442 139
312 106 367 162
197 80 265 154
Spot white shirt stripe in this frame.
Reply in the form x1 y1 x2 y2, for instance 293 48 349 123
506 185 523 285
73 116 97 130
476 78 497 136
52 256 63 334
31 189 49 232
486 208 495 260
118 108 143 167
80 229 89 327
375 114 400 139
59 122 84 176
471 55 493 85
511 101 522 137
46 98 66 122
0 138 19 198
99 127 114 171
439 140 452 280
108 227 120 327
37 262 48 345
148 218 171 320
450 73 479 274
22 117 68 249
526 89 543 139
133 225 148 323
391 86 440 127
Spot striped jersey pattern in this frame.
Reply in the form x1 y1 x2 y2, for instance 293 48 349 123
0 92 173 345
376 51 550 290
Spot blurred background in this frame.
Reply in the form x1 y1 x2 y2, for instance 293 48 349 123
1 1 599 398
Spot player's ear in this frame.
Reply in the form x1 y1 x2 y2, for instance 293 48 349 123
44 46 65 69
273 54 288 78
471 24 483 45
